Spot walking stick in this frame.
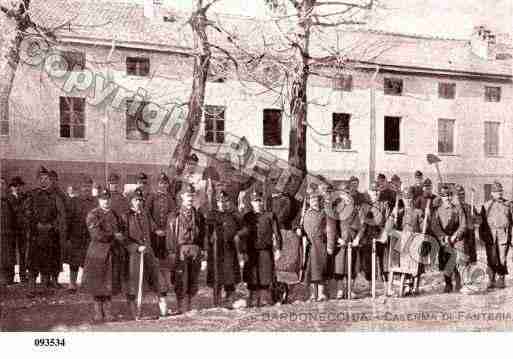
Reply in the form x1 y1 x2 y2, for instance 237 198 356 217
372 238 376 299
347 240 352 300
136 250 144 319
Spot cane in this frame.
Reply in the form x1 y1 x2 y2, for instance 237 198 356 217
372 238 376 299
136 250 144 319
347 241 352 300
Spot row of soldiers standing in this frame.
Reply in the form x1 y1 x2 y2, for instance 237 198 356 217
1 167 512 321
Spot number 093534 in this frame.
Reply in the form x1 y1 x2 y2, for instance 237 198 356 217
34 338 66 347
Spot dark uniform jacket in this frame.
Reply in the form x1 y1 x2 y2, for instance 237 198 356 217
82 207 125 296
431 203 466 241
110 191 129 217
166 207 206 255
67 195 96 267
301 208 328 282
205 209 243 287
1 195 15 271
409 184 424 202
480 198 513 244
6 192 27 232
415 193 438 213
146 191 176 258
361 200 388 243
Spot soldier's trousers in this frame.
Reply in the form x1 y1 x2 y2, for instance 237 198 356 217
360 241 387 282
485 228 510 276
27 230 61 276
173 245 201 300
126 248 163 297
439 240 469 279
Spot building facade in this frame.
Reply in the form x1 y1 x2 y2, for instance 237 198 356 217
1 0 511 205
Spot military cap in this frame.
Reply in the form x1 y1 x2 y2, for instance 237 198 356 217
157 172 170 184
349 176 359 183
108 173 120 184
137 172 148 181
423 178 433 188
454 184 465 195
369 181 378 191
250 190 263 201
49 170 58 180
341 182 352 193
37 166 49 177
377 173 386 180
129 188 145 201
415 170 423 178
98 188 111 199
9 176 25 187
391 174 401 182
491 181 503 193
80 174 93 185
439 185 450 197
216 190 230 201
179 183 196 196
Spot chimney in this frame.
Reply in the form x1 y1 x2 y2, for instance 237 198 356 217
471 25 498 60
144 0 163 19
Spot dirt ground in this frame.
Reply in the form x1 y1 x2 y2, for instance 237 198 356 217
2 250 513 332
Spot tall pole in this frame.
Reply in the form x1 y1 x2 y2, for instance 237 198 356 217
104 38 116 187
368 65 379 187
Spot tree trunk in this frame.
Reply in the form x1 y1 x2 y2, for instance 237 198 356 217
0 13 24 123
168 0 211 187
286 0 313 197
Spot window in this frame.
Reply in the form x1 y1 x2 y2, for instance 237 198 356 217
332 113 351 150
126 100 149 141
60 51 85 71
484 86 501 102
384 78 403 96
484 184 492 202
484 121 500 156
204 105 225 144
438 119 455 154
384 116 401 151
263 109 282 146
333 74 353 92
126 57 150 76
59 97 85 139
438 83 456 99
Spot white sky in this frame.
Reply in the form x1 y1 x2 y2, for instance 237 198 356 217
112 0 512 38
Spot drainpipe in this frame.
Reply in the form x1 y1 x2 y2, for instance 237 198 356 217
368 65 380 187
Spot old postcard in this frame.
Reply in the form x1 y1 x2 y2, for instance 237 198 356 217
1 0 512 347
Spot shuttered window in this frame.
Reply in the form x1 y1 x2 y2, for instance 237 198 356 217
60 97 85 139
263 109 282 146
384 78 403 96
438 119 455 154
484 86 501 102
438 83 456 99
484 122 500 156
126 57 150 76
60 51 86 71
384 116 401 151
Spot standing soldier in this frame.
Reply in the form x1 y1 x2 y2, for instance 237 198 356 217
360 182 388 296
410 170 424 202
49 170 69 288
107 173 129 216
25 167 67 291
1 177 15 289
237 190 283 307
328 183 359 299
66 175 96 293
349 176 368 206
6 176 28 284
452 185 480 294
389 174 405 230
205 190 244 308
82 189 125 322
431 186 466 293
377 174 395 209
123 189 169 319
135 172 150 202
166 183 206 313
297 190 328 302
146 172 176 311
415 178 437 214
480 181 513 290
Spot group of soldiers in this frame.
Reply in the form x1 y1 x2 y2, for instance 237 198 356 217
1 166 512 323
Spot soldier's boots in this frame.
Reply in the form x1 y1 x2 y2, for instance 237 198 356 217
259 289 272 307
93 301 103 322
443 276 453 293
317 284 327 302
185 296 192 312
224 290 235 308
158 297 169 318
308 284 317 302
454 272 462 292
487 274 496 290
68 270 79 293
496 275 506 289
103 300 114 322
127 300 139 320
248 290 259 308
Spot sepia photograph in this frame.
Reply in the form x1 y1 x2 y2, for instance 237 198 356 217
0 0 512 346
